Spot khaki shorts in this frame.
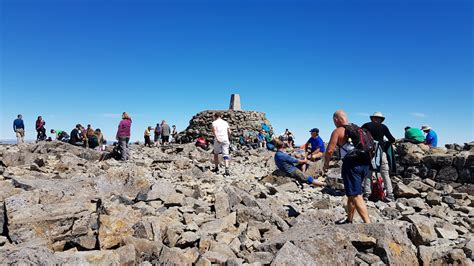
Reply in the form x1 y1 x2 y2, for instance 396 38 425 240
214 140 230 156
16 128 25 137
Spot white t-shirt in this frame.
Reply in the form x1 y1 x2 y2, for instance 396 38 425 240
212 118 230 142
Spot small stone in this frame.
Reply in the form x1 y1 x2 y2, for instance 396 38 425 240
426 192 441 206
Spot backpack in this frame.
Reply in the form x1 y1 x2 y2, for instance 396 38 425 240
369 174 385 201
343 123 376 162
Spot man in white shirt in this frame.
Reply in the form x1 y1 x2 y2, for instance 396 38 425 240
212 112 232 176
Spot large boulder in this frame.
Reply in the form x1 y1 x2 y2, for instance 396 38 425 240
436 166 459 182
422 154 454 169
5 191 100 250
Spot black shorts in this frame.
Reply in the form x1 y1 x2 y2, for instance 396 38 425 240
162 136 170 142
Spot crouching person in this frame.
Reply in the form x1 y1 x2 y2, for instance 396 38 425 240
274 139 326 187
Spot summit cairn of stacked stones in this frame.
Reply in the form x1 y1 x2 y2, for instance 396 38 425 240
177 94 272 143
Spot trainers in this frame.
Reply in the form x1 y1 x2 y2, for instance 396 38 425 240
384 195 395 202
335 218 352 225
224 168 230 176
211 168 219 173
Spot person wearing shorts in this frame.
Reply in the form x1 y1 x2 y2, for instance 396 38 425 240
212 113 231 176
324 110 371 225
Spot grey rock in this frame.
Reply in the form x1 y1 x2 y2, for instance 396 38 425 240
394 183 420 198
436 166 459 182
426 192 442 206
403 214 437 246
270 241 314 266
423 154 454 168
159 246 199 265
215 191 231 219
247 252 274 264
435 223 459 240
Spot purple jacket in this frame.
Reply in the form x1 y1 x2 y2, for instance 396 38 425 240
116 119 132 138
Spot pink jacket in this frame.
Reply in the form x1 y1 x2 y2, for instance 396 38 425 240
116 119 132 138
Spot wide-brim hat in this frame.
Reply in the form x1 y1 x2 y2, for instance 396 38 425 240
421 125 431 131
370 112 385 122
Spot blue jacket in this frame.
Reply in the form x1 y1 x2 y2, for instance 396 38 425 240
425 130 438 147
13 119 24 131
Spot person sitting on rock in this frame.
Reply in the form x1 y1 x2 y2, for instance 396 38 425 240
285 129 295 147
89 128 106 151
302 128 325 172
144 126 152 147
50 129 69 142
403 126 425 144
274 139 326 187
69 124 84 146
422 125 438 148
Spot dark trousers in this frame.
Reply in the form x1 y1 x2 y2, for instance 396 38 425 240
144 135 151 147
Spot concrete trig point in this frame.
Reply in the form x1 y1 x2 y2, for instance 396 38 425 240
229 94 241 111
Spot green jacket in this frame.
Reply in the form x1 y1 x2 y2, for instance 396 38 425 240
405 128 425 142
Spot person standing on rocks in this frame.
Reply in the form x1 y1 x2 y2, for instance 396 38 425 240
35 116 47 141
422 125 438 148
144 126 152 147
154 123 161 146
161 120 171 145
212 113 232 176
171 125 178 142
362 112 396 202
116 112 132 161
275 139 326 187
323 110 371 224
13 114 25 145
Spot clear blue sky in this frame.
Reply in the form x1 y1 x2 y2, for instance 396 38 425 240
1 0 472 145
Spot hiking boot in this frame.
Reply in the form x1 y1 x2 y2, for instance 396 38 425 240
335 218 352 225
384 195 395 202
211 167 219 173
363 195 369 202
224 168 230 176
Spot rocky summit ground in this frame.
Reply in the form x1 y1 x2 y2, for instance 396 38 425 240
0 141 473 265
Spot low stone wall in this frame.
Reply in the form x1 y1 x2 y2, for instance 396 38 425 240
176 110 272 143
396 142 474 184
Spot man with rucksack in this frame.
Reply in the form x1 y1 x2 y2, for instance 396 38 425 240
323 110 371 224
362 112 396 202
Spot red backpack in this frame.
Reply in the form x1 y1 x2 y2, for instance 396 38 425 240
370 174 385 201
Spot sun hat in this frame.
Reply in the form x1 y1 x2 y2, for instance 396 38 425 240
421 125 431 131
370 112 385 122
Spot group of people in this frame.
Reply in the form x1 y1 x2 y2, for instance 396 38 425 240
12 110 440 224
144 121 177 147
272 111 439 225
13 114 106 150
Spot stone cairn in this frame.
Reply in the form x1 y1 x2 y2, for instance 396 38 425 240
176 95 272 143
176 110 272 144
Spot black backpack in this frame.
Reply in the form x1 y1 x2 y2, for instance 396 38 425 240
342 123 376 162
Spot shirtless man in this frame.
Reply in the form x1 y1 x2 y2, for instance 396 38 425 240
323 110 371 224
